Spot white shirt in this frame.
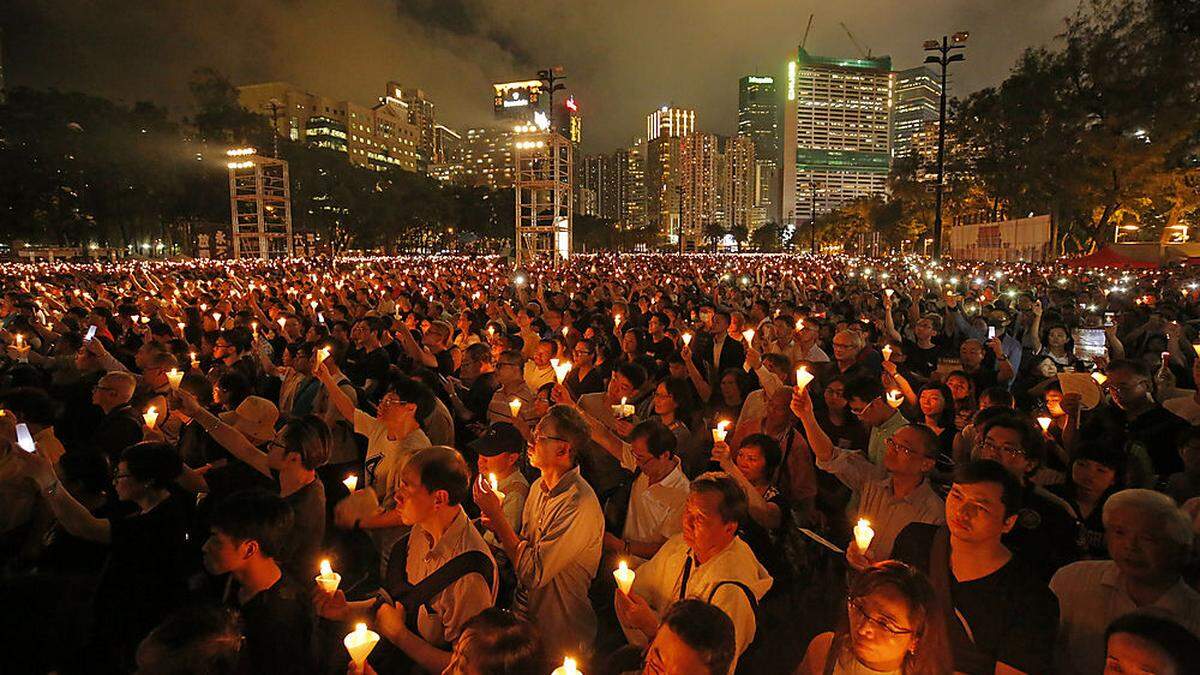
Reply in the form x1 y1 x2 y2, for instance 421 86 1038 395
1051 560 1200 675
618 444 690 566
623 534 773 671
513 466 604 657
524 362 556 393
355 410 431 500
407 507 496 646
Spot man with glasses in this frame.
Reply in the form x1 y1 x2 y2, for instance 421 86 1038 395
564 338 607 397
823 330 875 383
842 377 907 466
791 386 944 562
1079 359 1188 483
486 350 538 429
973 413 1080 582
473 405 604 658
891 460 1060 675
523 338 558 392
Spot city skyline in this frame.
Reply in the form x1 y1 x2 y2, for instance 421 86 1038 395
2 0 1078 153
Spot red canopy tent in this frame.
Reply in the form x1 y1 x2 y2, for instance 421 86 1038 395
1060 246 1159 268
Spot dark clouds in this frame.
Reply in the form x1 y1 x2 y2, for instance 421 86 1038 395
2 0 1078 152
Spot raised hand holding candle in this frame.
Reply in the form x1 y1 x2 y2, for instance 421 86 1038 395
166 368 183 390
854 518 875 553
14 334 24 348
551 656 581 675
277 317 287 331
886 390 904 408
343 474 358 492
712 420 731 443
143 406 159 430
344 623 380 669
681 332 692 347
315 559 341 593
316 346 331 366
190 352 200 369
509 398 522 418
742 329 755 343
614 560 635 595
553 361 573 384
795 366 815 391
881 344 893 361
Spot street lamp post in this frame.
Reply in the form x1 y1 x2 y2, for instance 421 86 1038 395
808 181 819 254
675 184 685 254
924 31 969 260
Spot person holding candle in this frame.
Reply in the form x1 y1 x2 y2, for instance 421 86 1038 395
201 489 315 675
473 405 604 659
791 385 945 564
615 473 772 672
469 423 531 566
486 350 538 430
890 460 1060 675
90 371 145 464
842 377 908 467
345 317 393 401
562 338 607 398
797 561 952 675
523 338 560 393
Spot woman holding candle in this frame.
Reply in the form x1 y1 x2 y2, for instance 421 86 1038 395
711 434 789 577
796 561 952 675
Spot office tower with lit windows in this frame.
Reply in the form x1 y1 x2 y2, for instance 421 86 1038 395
782 49 893 237
890 67 940 160
724 134 758 232
618 139 647 230
738 75 780 225
646 106 696 242
393 85 437 171
677 131 720 250
428 126 517 189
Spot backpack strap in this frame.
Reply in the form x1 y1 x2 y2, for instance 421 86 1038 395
706 579 758 614
398 551 495 631
928 526 976 645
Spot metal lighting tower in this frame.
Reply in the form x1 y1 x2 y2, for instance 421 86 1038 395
513 119 572 266
227 148 293 259
924 31 968 260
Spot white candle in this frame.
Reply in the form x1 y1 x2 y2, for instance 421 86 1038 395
795 366 815 391
886 390 904 408
277 317 287 331
1091 371 1108 385
14 334 24 348
551 656 581 675
166 368 183 390
881 344 893 362
342 474 358 492
614 559 636 595
742 329 755 343
509 398 522 418
343 623 380 669
315 559 341 593
553 361 573 384
143 406 159 430
854 518 875 553
1037 416 1052 433
681 332 692 346
488 472 505 501
190 352 199 369
316 346 331 366
712 420 731 443
885 288 894 298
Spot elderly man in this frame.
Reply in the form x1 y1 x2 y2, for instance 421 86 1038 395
1050 489 1199 675
474 405 604 658
822 329 875 383
615 472 772 672
91 371 143 462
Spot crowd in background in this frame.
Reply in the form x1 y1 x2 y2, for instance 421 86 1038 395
0 252 1198 675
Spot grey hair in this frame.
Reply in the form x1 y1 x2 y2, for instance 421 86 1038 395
1102 489 1194 550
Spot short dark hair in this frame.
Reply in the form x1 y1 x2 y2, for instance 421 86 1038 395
455 608 547 675
1104 613 1200 671
844 376 885 404
138 605 243 675
614 362 648 390
1105 358 1150 380
901 424 941 460
736 433 782 474
953 459 1023 516
978 412 1045 466
120 442 183 489
209 489 295 559
690 472 748 525
978 386 1014 408
387 374 436 419
278 415 331 470
631 419 677 458
659 600 736 675
404 446 471 506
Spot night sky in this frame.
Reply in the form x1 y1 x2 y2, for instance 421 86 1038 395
2 0 1078 152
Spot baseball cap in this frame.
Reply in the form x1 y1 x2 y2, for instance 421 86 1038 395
219 396 279 445
469 423 525 457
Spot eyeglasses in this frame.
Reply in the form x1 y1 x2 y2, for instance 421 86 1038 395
980 438 1027 458
529 434 568 447
848 598 913 636
885 437 924 458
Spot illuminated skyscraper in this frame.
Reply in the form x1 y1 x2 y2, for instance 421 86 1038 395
646 106 696 241
678 131 720 250
782 49 893 239
738 76 780 225
891 67 940 160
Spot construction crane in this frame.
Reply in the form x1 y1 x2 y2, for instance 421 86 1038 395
839 22 871 59
801 14 814 50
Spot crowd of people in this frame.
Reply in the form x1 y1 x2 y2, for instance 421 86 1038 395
0 251 1198 675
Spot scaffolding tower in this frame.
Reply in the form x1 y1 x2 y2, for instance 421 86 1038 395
514 122 572 266
227 148 294 259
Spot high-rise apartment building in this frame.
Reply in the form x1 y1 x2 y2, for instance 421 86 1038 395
428 126 517 189
433 124 462 164
646 107 696 241
393 85 437 170
724 135 759 232
891 67 940 160
580 153 622 221
678 131 720 250
647 106 696 142
738 76 780 224
618 139 647 231
782 49 893 231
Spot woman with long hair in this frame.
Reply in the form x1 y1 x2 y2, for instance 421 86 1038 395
916 382 956 474
797 561 952 675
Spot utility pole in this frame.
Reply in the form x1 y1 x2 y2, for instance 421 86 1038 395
809 181 819 254
675 184 685 254
924 32 968 260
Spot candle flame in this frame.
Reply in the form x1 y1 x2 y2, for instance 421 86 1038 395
320 559 333 576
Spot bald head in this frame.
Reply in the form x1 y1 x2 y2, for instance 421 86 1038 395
100 371 136 407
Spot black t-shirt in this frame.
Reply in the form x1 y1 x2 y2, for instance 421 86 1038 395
276 475 326 582
345 347 391 394
1081 403 1189 476
1003 483 1080 581
903 338 946 378
232 575 315 675
891 523 1059 675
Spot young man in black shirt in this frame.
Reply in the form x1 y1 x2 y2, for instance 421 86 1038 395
202 490 315 675
891 460 1059 675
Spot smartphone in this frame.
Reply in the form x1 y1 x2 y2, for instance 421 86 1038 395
987 326 996 340
15 423 36 453
1104 312 1115 327
84 325 97 342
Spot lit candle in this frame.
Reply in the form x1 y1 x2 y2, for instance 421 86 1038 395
316 346 331 366
795 318 805 331
488 472 506 501
1037 416 1052 433
14 334 24 348
143 406 159 430
742 329 755 344
343 623 380 669
712 419 731 443
614 314 622 327
251 321 258 335
562 326 570 337
509 398 522 418
315 559 341 594
553 361 573 384
854 518 875 553
681 332 692 346
881 344 893 361
613 560 636 595
1091 371 1108 385
551 656 581 675
487 325 495 337
212 312 221 324
277 317 287 331
342 474 358 492
131 315 140 324
886 390 904 408
190 352 199 369
1194 344 1200 358
795 366 815 391
177 321 186 331
885 288 894 298
166 368 183 390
